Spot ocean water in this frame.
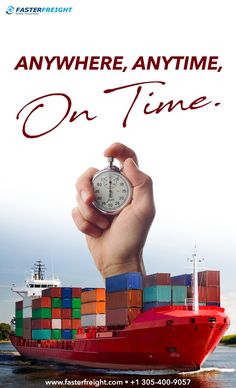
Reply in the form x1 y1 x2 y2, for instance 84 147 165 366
0 343 235 388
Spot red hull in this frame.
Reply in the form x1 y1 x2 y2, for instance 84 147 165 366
11 306 229 371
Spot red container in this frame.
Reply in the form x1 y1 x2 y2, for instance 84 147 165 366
71 319 81 329
61 308 72 319
23 327 32 340
187 286 207 303
42 287 62 297
106 308 141 327
206 286 220 302
198 271 220 286
23 318 32 329
52 308 61 319
72 288 82 298
31 319 51 329
16 300 23 310
106 290 142 309
61 319 72 329
32 297 51 309
143 273 171 287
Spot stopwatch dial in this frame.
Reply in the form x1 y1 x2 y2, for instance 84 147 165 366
92 170 132 214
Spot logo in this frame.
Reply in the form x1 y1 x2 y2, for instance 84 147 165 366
6 6 73 15
6 5 14 14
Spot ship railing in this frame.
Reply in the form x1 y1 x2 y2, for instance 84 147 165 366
185 298 193 306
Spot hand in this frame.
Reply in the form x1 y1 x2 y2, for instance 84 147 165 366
72 143 156 278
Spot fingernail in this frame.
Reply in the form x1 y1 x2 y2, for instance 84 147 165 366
81 190 90 203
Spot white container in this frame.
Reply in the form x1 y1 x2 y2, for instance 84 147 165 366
51 319 61 329
23 306 32 318
81 314 105 327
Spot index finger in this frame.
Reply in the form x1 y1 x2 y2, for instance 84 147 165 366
104 142 139 166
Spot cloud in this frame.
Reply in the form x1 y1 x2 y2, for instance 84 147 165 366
221 293 236 334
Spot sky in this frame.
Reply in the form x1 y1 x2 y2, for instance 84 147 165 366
0 0 235 334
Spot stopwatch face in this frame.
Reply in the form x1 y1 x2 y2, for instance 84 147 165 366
92 170 132 215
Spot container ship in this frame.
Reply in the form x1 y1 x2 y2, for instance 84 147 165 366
10 253 230 371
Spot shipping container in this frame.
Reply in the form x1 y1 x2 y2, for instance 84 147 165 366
32 319 51 330
198 271 220 286
61 298 72 309
32 308 52 319
16 318 23 329
206 286 220 302
15 309 23 319
72 329 77 339
23 295 38 308
71 319 81 329
81 301 105 315
171 274 192 286
72 298 81 309
72 288 82 298
52 297 61 308
32 329 51 340
23 317 32 329
81 289 105 303
52 329 61 339
23 306 32 318
143 286 171 303
171 286 187 303
23 327 32 340
106 290 142 309
106 308 141 327
61 319 72 329
42 287 62 298
72 308 81 319
187 286 207 303
15 327 23 337
106 272 142 293
51 308 61 319
206 302 220 307
51 319 62 329
61 308 72 319
81 314 106 327
61 287 72 299
62 329 72 339
142 301 170 311
32 297 51 309
143 273 171 287
15 300 23 310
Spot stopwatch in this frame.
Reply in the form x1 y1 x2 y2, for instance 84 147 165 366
92 157 133 215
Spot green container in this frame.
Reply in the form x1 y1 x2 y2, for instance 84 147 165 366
16 318 23 329
32 308 52 319
171 286 187 302
15 327 23 337
72 308 81 318
52 298 61 308
52 329 61 340
72 329 77 339
32 329 52 340
143 286 171 303
72 298 81 309
15 309 23 319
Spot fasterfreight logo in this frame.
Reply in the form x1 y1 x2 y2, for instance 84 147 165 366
6 6 73 15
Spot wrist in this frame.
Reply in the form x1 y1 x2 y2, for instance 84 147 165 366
101 255 146 279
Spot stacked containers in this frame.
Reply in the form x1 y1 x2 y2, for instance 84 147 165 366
43 286 62 339
198 270 220 306
15 300 23 337
81 288 106 327
106 272 142 326
143 273 171 311
32 296 52 340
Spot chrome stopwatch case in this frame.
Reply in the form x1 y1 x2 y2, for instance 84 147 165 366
92 157 132 215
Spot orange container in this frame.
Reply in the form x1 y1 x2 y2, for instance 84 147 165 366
61 319 72 329
51 308 61 319
106 290 142 309
71 319 81 329
81 288 106 303
32 297 51 309
81 301 106 315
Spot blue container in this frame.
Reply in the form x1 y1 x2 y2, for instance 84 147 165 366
61 287 72 298
62 298 72 308
206 302 220 307
143 301 170 311
171 274 192 286
106 272 142 293
143 286 171 303
62 329 72 339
